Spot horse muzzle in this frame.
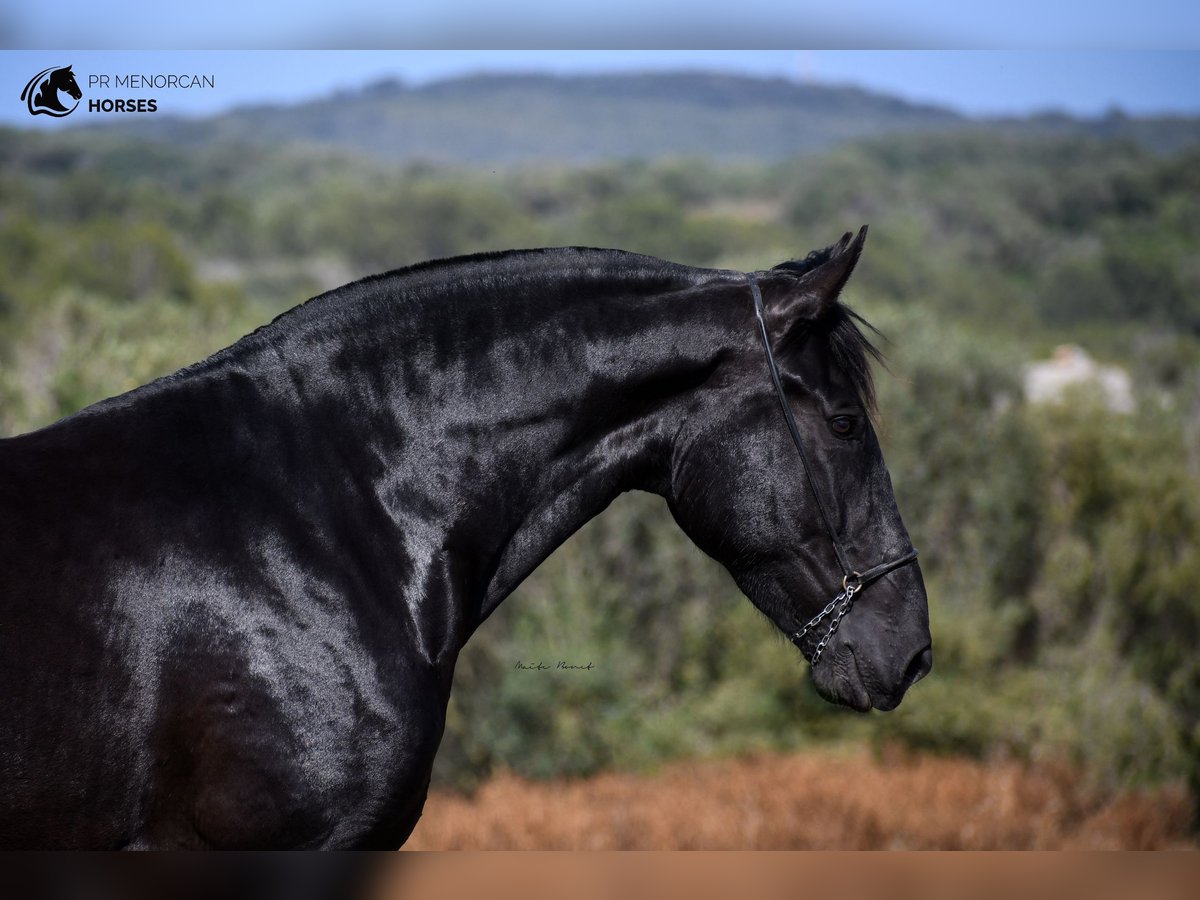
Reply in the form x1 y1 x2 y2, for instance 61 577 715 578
808 625 932 713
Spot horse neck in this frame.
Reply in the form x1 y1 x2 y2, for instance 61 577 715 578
472 286 749 613
153 259 751 669
328 263 751 655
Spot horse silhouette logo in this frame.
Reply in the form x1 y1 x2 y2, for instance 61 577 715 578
20 65 83 118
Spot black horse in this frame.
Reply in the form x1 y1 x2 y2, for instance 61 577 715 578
20 65 82 117
0 229 930 849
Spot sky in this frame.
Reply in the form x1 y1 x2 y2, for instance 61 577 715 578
3 51 1199 129
3 1 1199 50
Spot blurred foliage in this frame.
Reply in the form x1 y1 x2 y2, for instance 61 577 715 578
1 126 1199 810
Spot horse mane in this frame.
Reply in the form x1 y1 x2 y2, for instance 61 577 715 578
771 247 884 414
171 245 883 416
375 248 885 416
174 247 692 378
335 246 687 297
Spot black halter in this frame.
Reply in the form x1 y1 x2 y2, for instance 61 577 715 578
747 272 919 664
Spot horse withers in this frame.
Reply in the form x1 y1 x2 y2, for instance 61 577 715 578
0 228 930 848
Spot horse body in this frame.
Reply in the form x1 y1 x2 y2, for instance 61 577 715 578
0 243 930 848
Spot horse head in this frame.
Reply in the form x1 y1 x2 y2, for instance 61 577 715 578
53 66 83 101
667 228 931 711
22 65 81 116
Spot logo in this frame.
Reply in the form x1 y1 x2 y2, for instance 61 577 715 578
20 65 83 118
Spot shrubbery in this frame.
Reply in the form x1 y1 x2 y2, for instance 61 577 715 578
1 127 1198 810
434 310 1200 799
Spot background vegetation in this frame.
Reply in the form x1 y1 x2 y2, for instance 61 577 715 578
2 75 1198 823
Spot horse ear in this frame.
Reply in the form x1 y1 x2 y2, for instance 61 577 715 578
778 225 868 322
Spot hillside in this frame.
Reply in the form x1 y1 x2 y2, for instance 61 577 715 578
79 71 964 163
72 72 1200 164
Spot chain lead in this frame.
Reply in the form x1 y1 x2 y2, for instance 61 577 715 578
792 582 861 665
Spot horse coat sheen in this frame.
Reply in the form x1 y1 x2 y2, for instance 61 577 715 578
0 235 931 849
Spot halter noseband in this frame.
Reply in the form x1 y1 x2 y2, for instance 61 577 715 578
747 272 919 665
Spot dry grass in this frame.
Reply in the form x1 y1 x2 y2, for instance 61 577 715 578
407 749 1196 850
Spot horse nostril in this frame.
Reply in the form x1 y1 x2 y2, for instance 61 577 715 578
902 646 933 688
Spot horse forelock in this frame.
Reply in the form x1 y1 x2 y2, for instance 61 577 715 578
770 251 883 415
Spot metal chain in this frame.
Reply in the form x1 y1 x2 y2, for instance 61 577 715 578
791 582 861 665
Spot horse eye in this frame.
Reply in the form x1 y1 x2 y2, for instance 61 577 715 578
829 415 856 438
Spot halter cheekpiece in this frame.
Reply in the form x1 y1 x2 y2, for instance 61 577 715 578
746 272 919 665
